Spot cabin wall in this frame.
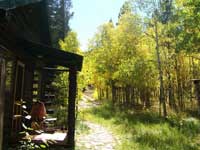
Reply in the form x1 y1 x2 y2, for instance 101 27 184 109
12 61 25 134
2 57 35 148
23 63 34 111
3 59 16 147
0 58 6 150
0 47 37 148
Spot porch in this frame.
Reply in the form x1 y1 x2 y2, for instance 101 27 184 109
0 1 83 149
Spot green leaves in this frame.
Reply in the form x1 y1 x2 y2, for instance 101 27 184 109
170 0 200 53
85 5 158 95
59 31 80 53
48 0 72 48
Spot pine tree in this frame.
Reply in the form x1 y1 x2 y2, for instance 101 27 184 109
47 0 73 48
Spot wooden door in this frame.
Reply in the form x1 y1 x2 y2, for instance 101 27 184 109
12 61 25 134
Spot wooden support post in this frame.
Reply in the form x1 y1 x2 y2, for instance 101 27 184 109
38 69 44 101
67 68 77 147
0 58 6 150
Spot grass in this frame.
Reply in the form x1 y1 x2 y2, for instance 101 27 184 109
76 119 91 136
79 101 200 150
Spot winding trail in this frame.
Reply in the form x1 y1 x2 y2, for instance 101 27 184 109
76 89 117 150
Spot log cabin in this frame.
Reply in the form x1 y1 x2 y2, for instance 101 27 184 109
0 0 83 149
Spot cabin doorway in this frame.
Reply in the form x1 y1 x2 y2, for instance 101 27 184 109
12 61 25 134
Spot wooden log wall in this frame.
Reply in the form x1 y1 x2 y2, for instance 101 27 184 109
23 63 34 111
3 60 15 147
0 58 6 150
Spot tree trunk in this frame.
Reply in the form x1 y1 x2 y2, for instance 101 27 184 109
145 89 151 108
193 80 200 116
175 56 183 111
189 56 194 108
111 82 116 105
154 16 167 117
106 86 109 100
102 88 105 99
61 0 66 39
130 86 135 107
125 86 130 107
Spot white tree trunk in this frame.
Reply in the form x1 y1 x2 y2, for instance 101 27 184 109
154 17 167 117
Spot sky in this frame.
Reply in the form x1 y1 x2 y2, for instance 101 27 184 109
70 0 126 51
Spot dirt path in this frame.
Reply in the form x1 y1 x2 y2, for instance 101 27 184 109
76 121 116 150
76 89 117 150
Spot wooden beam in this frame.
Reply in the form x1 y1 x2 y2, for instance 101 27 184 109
67 68 77 148
42 67 69 72
0 58 6 150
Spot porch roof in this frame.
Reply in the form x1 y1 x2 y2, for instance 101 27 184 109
21 39 83 71
0 0 42 9
0 3 83 71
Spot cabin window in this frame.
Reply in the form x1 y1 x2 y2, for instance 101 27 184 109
5 61 13 91
33 70 40 100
